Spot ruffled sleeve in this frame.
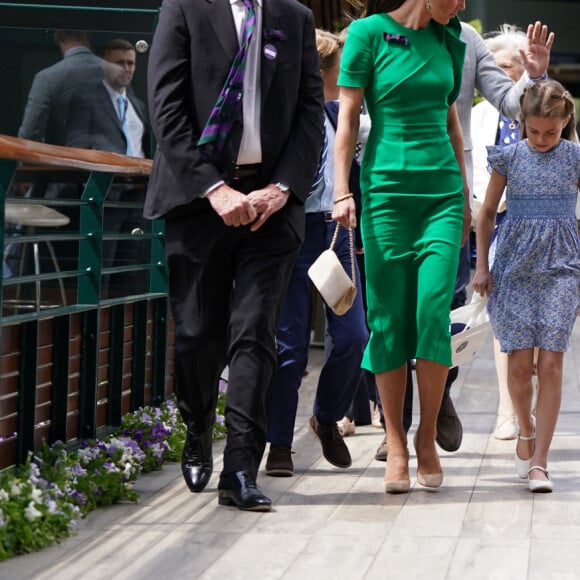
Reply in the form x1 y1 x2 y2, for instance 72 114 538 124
486 144 511 176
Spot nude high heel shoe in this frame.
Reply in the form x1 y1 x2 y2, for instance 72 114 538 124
384 448 410 494
417 471 444 488
384 478 411 494
414 433 443 489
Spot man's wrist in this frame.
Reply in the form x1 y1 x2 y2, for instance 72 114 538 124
273 182 291 194
203 180 225 198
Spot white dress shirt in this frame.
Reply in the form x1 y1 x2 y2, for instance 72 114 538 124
103 82 145 158
230 0 262 165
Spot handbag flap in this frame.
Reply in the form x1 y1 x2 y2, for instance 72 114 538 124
307 249 356 314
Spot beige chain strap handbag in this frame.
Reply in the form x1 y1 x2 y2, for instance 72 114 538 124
307 223 357 316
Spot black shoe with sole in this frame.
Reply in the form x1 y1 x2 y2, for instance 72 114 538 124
182 428 213 492
218 471 272 511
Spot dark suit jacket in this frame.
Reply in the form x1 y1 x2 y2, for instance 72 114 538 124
18 46 103 146
66 82 150 157
143 0 324 234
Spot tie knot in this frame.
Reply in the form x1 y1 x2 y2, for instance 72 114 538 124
241 0 254 11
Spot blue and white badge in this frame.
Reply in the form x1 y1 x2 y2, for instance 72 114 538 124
263 44 277 60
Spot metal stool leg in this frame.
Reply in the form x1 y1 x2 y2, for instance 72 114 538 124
14 240 28 314
45 240 67 307
33 241 41 311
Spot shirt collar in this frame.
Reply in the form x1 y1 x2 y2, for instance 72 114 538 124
63 45 91 58
102 80 126 100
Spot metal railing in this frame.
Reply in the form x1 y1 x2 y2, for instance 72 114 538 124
0 136 170 468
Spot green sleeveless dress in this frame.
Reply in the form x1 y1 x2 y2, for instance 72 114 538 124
339 14 466 371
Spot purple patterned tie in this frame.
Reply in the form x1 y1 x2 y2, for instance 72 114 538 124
198 0 256 161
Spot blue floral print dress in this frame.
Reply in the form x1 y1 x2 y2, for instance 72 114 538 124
487 139 580 354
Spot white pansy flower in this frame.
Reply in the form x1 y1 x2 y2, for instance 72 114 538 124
24 501 42 521
30 487 43 503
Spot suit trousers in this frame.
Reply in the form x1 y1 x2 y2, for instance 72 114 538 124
266 213 369 448
165 181 302 478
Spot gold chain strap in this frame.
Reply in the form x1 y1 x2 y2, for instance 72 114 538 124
329 223 356 286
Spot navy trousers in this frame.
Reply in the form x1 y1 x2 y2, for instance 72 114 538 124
266 213 369 448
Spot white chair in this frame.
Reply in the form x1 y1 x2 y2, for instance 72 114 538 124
3 203 70 311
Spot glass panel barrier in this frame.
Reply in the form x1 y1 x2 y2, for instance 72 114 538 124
0 5 160 306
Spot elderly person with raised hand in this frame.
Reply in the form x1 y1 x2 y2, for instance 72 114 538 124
435 15 554 451
471 24 530 441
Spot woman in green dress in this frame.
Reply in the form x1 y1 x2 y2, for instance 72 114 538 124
333 0 471 493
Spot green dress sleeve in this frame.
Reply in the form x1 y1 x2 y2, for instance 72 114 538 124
338 19 373 89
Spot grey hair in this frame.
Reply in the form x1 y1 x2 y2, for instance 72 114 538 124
484 24 527 64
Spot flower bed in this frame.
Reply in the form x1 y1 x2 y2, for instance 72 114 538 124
0 381 227 561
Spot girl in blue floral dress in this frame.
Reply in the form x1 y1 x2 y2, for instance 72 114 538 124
473 80 580 493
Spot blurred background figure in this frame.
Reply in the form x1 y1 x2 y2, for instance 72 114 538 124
471 24 527 441
66 38 151 298
265 29 368 478
67 38 149 156
18 30 102 146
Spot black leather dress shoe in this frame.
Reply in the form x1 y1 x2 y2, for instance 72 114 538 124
218 471 272 511
181 428 213 493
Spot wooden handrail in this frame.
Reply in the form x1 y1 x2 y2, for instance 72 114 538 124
0 134 153 176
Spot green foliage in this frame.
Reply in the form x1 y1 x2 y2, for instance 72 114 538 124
468 19 483 34
0 458 79 559
0 390 229 561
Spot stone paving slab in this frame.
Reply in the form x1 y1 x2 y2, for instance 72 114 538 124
3 320 580 579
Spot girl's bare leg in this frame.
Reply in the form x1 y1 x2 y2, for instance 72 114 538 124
529 350 563 482
507 349 536 462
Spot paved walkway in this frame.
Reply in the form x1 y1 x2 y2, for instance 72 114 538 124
4 321 580 580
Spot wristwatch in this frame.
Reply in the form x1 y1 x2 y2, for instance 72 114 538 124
274 182 291 193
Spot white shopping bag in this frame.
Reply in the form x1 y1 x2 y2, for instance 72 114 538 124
449 293 491 367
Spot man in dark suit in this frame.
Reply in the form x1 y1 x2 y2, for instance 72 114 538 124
18 30 102 145
66 39 150 156
144 0 324 511
66 39 151 297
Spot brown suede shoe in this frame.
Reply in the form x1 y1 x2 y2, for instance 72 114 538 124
436 394 463 452
265 446 294 477
374 435 387 462
309 415 352 468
